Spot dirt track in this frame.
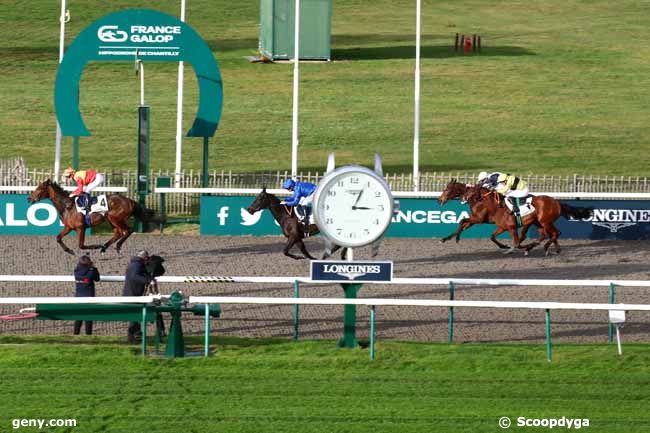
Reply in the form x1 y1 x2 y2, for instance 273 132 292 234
2 234 650 343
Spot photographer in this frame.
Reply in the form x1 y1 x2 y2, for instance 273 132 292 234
73 255 100 335
122 250 153 344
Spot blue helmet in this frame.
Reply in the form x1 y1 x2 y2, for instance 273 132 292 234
282 178 296 190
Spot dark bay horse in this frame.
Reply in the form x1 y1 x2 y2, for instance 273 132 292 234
246 188 345 260
437 179 592 255
28 179 160 255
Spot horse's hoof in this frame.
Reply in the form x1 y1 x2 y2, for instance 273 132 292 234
65 249 75 256
502 248 515 255
439 238 447 244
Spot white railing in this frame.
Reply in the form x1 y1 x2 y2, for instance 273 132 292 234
189 295 645 361
0 186 128 193
2 275 650 287
0 296 156 304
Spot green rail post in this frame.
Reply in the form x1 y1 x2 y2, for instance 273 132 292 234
204 304 210 357
608 283 615 343
338 283 363 348
370 306 376 360
154 312 161 354
72 137 79 170
156 176 171 234
141 305 147 356
448 282 455 343
293 280 300 340
545 309 552 362
202 137 210 188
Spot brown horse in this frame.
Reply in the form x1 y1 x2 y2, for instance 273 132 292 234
246 188 345 260
27 179 160 255
437 179 593 255
457 184 592 255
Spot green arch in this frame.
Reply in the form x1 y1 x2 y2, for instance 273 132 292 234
54 9 223 137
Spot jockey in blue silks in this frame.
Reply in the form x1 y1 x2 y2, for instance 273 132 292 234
280 178 317 231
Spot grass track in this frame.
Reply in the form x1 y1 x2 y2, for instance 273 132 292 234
1 336 649 432
2 0 650 174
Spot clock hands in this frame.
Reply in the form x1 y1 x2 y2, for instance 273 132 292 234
353 188 364 206
351 188 367 210
351 206 372 210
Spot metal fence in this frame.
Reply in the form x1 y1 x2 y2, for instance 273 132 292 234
3 158 650 215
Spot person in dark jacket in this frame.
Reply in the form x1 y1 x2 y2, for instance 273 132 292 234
123 250 153 343
73 255 100 335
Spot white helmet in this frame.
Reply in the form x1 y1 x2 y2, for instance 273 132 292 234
477 171 489 182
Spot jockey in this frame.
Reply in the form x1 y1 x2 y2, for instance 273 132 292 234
63 167 105 215
280 178 317 231
478 171 529 218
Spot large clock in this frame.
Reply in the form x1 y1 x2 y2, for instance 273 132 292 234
313 165 394 248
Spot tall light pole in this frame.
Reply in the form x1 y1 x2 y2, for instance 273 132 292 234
413 0 421 192
291 0 301 178
54 0 69 181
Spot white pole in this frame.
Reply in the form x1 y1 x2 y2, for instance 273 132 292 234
291 0 300 178
174 0 186 188
54 0 68 181
616 326 622 355
412 0 421 192
139 60 144 106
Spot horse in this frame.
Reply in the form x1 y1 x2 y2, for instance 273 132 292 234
246 188 345 260
27 179 161 255
450 183 592 255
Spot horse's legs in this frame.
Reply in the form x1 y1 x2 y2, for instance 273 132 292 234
283 238 303 260
77 228 102 250
115 227 134 254
56 226 75 255
488 226 511 250
296 238 316 260
440 217 480 244
542 224 561 256
503 226 522 255
440 218 468 243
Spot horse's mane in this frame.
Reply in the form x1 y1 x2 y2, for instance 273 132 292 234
46 180 69 198
261 190 282 206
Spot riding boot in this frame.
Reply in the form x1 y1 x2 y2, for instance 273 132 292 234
84 193 92 216
509 197 522 226
302 208 311 235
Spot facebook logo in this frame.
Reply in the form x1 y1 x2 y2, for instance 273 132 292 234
216 207 229 225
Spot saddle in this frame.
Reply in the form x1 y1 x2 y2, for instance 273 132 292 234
75 194 109 226
74 194 109 215
504 195 535 218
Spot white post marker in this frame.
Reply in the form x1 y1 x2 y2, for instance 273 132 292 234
174 0 187 188
412 0 421 192
54 0 68 181
609 310 626 355
291 0 301 178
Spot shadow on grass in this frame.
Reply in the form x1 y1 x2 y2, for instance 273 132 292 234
333 44 535 61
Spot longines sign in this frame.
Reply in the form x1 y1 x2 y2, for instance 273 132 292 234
0 195 63 235
311 261 393 282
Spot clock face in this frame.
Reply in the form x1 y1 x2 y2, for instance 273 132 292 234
314 166 394 248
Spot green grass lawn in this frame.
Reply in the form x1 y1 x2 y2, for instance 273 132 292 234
1 336 649 432
1 0 650 175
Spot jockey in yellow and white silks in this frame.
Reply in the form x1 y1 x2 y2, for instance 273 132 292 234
477 171 529 217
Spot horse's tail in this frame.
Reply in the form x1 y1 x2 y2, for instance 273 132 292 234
133 201 166 224
560 203 593 220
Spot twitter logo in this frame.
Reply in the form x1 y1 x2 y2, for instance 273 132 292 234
240 208 263 226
